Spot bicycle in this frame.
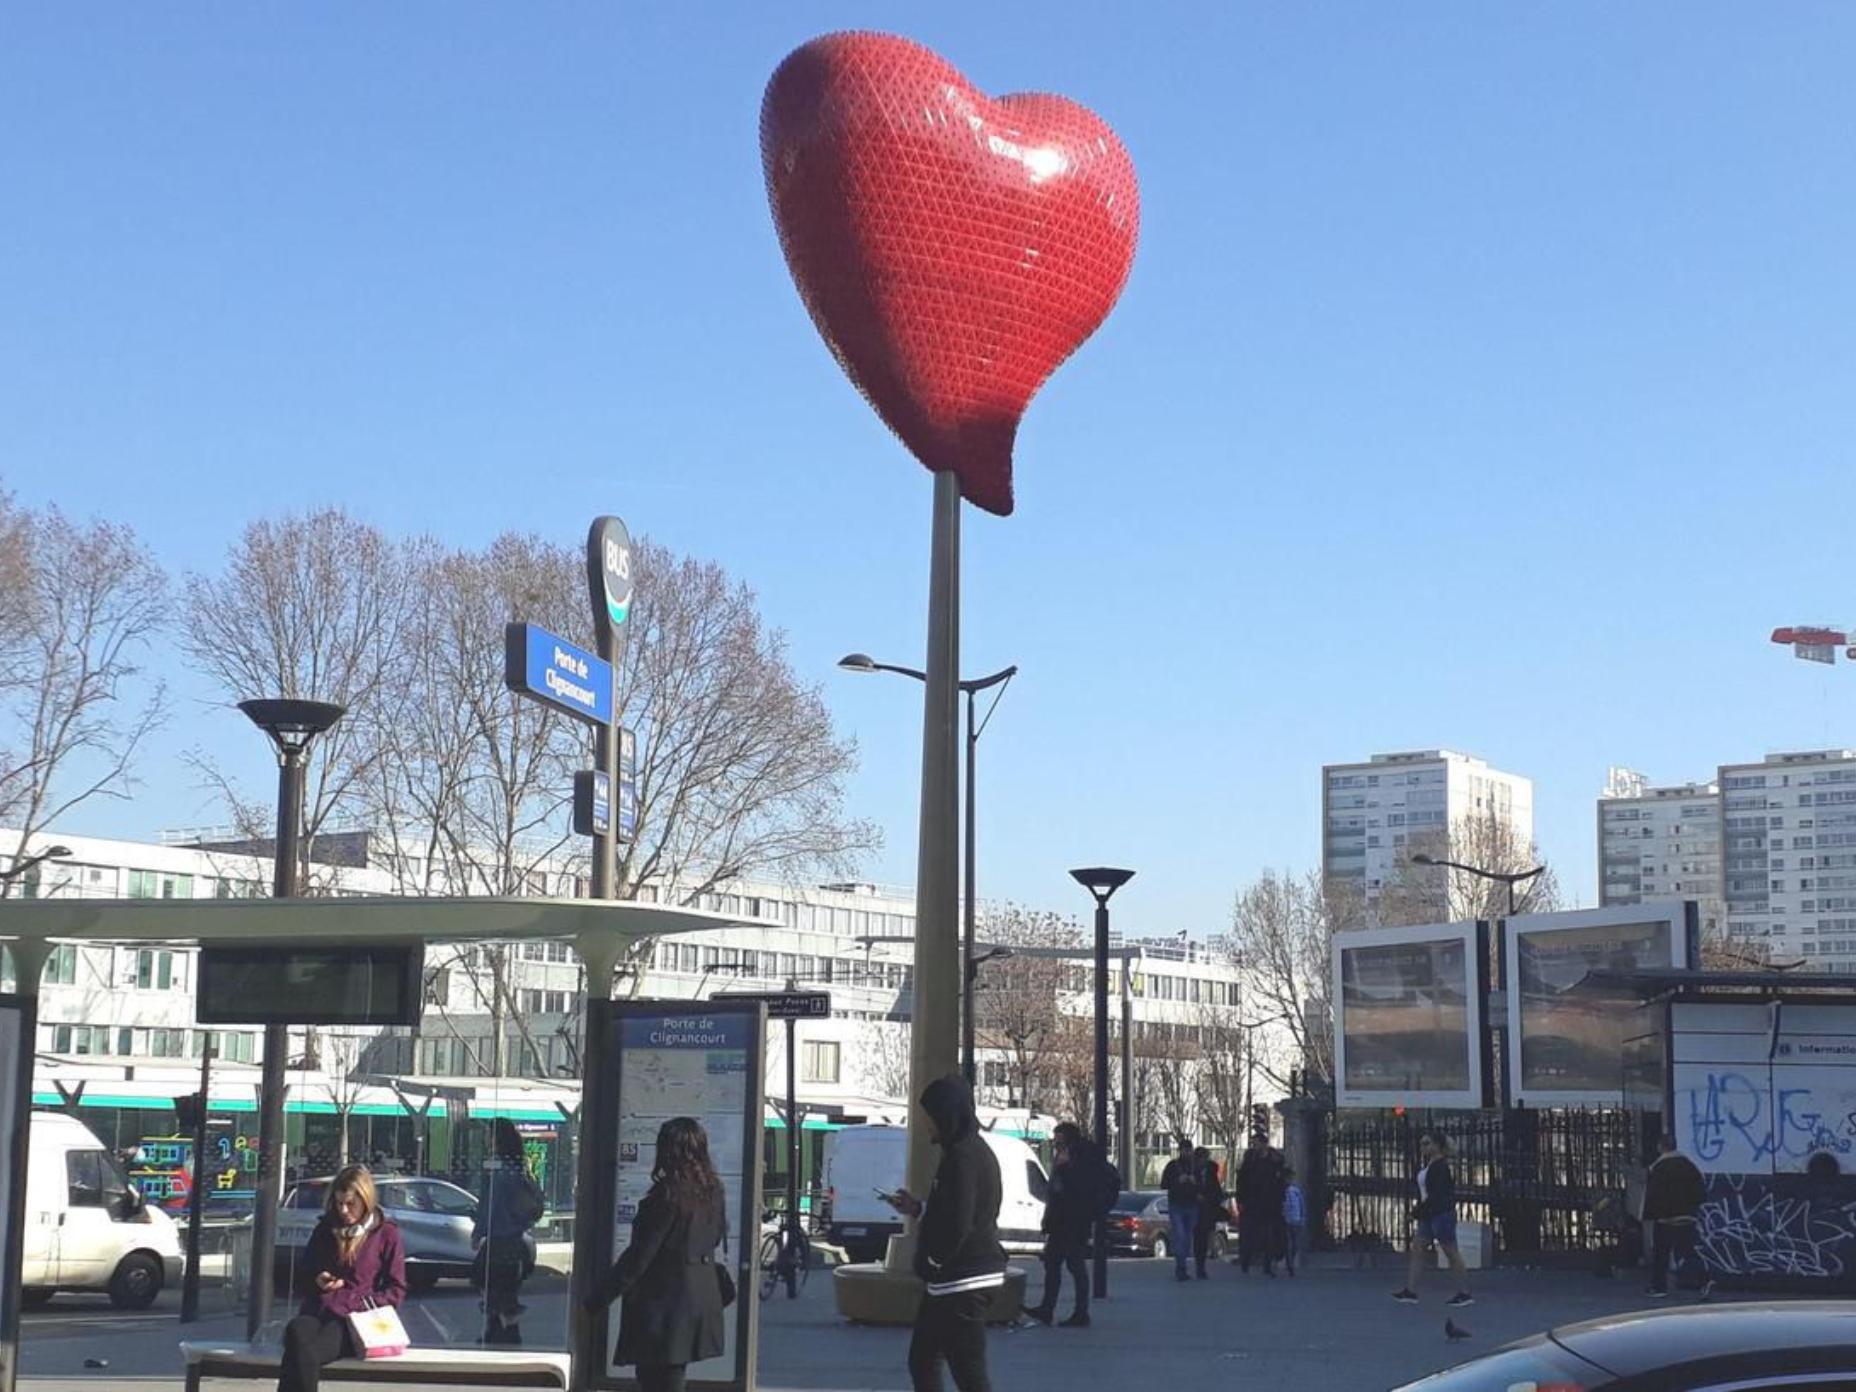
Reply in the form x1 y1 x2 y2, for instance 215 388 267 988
758 1212 811 1301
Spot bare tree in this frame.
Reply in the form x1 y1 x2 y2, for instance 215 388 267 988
1193 1003 1249 1160
317 1032 370 1166
972 906 1081 1109
1223 870 1346 1092
182 509 417 887
1377 807 1560 927
0 502 168 887
856 1021 913 1101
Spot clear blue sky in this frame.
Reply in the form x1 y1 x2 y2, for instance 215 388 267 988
5 4 1856 936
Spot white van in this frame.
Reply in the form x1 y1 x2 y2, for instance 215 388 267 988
21 1111 184 1308
823 1124 1049 1264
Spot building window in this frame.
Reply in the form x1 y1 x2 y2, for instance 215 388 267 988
802 1041 841 1084
135 949 175 990
43 944 77 986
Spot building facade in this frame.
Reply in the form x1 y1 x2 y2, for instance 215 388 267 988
1322 749 1535 921
1596 767 1723 941
1717 749 1856 969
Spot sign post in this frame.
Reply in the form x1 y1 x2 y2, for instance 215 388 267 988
718 989 830 1299
586 517 634 900
0 992 37 1392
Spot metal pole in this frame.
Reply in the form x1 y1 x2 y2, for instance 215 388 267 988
247 750 303 1340
1119 964 1135 1184
1092 898 1110 1300
785 1015 799 1298
0 946 46 1392
900 471 961 1265
962 689 977 1089
181 1043 213 1323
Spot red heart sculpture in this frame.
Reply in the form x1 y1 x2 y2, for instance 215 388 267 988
762 32 1139 516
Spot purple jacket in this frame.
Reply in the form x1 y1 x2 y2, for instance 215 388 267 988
299 1216 407 1318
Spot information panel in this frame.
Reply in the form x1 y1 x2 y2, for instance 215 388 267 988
1332 921 1487 1109
196 944 423 1026
590 1000 764 1392
1505 901 1693 1108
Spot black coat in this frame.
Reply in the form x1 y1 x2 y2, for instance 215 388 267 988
1643 1152 1706 1223
602 1186 727 1369
1042 1140 1110 1245
1414 1157 1456 1220
915 1074 1007 1292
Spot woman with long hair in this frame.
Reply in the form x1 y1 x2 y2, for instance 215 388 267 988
591 1117 729 1392
476 1118 544 1345
277 1165 406 1392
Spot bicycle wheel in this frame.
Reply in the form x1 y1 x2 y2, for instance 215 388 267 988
790 1233 812 1296
758 1232 782 1301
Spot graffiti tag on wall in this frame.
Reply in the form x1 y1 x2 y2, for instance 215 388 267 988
1696 1174 1856 1284
1680 1069 1856 1170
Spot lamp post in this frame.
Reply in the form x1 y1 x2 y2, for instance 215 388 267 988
238 698 344 1341
838 653 1016 1087
1410 853 1544 918
1069 866 1134 1300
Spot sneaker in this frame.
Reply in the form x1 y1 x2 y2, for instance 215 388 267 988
1024 1306 1054 1326
1698 1281 1716 1303
1392 1289 1419 1304
1059 1313 1091 1328
1195 1269 1209 1281
1646 1288 1668 1299
1446 1292 1475 1308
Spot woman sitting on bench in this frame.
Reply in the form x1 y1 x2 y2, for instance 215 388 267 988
279 1165 408 1392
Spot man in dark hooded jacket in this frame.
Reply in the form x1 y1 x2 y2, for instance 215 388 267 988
1026 1121 1111 1326
888 1074 1006 1392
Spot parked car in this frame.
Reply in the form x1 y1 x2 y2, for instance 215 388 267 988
276 1175 536 1292
1102 1190 1231 1260
823 1124 1050 1264
1395 1302 1856 1391
20 1111 185 1309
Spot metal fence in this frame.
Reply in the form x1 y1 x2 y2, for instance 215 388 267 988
1321 1107 1642 1257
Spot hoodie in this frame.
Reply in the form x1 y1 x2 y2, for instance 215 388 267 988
914 1074 1007 1297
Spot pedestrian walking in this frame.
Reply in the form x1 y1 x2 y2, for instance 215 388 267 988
1026 1121 1114 1327
1235 1140 1285 1275
1192 1149 1228 1280
1158 1139 1203 1282
588 1117 729 1392
276 1165 407 1392
476 1118 545 1345
1281 1168 1307 1277
1391 1133 1472 1308
886 1075 1006 1392
1642 1134 1711 1299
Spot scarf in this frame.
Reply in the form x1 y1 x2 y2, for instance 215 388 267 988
334 1211 380 1246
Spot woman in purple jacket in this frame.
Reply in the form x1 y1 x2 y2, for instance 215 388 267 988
278 1165 407 1392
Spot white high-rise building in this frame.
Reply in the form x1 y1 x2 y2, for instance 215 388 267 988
1321 749 1535 919
1718 749 1856 970
1596 767 1723 940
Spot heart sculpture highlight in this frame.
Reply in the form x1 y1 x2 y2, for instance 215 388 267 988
762 32 1139 516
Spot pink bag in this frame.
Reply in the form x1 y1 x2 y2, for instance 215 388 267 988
346 1301 409 1359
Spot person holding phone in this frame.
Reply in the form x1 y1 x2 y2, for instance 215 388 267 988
885 1074 1005 1392
277 1166 406 1392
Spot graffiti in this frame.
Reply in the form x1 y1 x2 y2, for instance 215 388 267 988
1684 1071 1856 1169
1695 1174 1856 1284
127 1131 259 1214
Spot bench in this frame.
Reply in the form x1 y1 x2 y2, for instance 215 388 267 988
180 1341 571 1390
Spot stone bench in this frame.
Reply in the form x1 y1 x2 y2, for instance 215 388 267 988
180 1341 571 1390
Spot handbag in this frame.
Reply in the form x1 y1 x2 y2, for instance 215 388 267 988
346 1300 410 1360
716 1219 737 1308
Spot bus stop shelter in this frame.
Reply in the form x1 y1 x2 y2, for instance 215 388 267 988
0 894 740 1392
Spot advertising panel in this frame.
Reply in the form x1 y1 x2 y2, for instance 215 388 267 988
1506 902 1692 1108
590 1000 764 1392
1332 921 1486 1109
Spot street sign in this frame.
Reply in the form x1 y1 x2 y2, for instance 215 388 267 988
715 990 831 1020
573 728 638 842
503 623 614 726
587 516 635 665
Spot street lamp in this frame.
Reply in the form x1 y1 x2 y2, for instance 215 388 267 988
1410 852 1545 917
1069 866 1133 1300
838 652 1017 1087
238 697 344 1341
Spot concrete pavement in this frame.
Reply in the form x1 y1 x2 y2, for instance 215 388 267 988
19 1254 1728 1390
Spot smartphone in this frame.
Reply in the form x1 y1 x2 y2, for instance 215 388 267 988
873 1187 898 1205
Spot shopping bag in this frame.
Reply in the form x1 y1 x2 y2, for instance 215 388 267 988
346 1301 410 1359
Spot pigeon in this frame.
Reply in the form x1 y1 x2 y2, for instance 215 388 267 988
1445 1318 1473 1342
84 1360 110 1370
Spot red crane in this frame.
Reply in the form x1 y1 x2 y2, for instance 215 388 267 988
1772 625 1856 664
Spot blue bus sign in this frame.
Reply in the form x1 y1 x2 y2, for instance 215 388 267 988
503 623 613 726
573 730 638 842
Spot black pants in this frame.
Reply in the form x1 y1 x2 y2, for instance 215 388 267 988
1035 1242 1087 1316
1239 1213 1272 1272
909 1289 992 1392
637 1366 688 1392
482 1234 528 1342
1193 1209 1219 1274
278 1314 354 1392
1651 1220 1700 1292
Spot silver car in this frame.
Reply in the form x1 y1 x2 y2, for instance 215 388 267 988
277 1176 528 1292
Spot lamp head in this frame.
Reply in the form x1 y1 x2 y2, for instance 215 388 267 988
1410 853 1437 866
45 845 71 859
239 698 347 755
1070 866 1135 902
837 653 879 673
